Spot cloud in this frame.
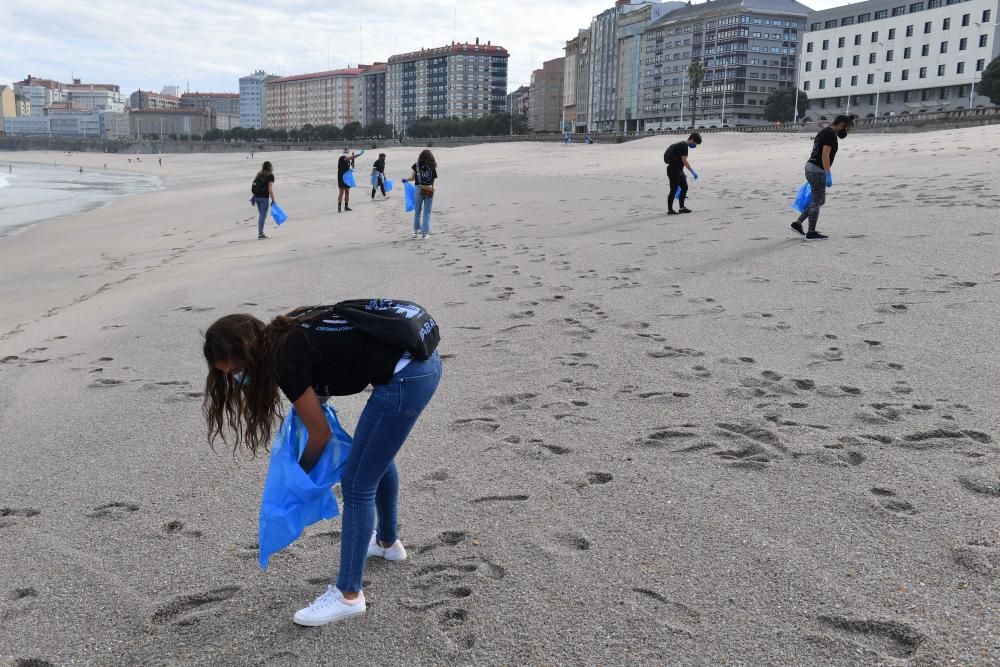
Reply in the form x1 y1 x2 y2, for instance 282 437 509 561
1 0 613 94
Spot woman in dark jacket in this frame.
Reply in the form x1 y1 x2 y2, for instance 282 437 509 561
371 153 388 200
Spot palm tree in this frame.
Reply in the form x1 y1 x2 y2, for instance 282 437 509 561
687 59 706 128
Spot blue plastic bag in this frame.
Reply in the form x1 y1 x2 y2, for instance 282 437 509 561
404 181 416 212
270 202 288 225
258 405 353 569
384 179 394 193
674 186 682 199
370 172 379 187
791 182 812 214
343 170 356 188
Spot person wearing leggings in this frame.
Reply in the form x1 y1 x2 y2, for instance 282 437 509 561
371 153 387 200
664 133 701 215
793 114 853 240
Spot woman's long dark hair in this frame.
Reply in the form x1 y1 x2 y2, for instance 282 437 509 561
417 149 436 168
255 160 273 181
202 311 300 458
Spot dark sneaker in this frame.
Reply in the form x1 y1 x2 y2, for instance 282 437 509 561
667 210 679 216
790 221 805 236
258 234 270 240
345 206 353 212
805 231 828 240
678 207 692 214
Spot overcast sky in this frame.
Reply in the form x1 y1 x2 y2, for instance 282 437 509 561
2 0 841 94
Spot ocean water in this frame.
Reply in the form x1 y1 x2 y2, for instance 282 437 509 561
0 164 162 238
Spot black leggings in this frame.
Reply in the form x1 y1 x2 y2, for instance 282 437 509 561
667 165 687 211
371 175 386 198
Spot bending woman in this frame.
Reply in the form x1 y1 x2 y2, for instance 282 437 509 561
203 301 442 626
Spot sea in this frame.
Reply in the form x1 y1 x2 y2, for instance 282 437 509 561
0 162 162 238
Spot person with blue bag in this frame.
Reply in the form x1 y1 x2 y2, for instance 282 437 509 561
203 299 441 626
663 133 701 216
250 161 276 239
337 148 364 213
370 153 389 200
792 114 853 240
401 149 437 239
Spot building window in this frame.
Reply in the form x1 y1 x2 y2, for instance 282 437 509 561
806 42 814 52
884 71 892 82
819 79 826 89
921 44 930 56
960 37 968 50
822 39 829 50
836 57 844 67
841 16 854 26
886 50 894 61
962 14 970 27
838 36 846 47
854 34 862 45
893 6 906 16
942 18 950 30
940 87 949 100
853 54 861 65
870 52 877 64
889 28 897 40
803 80 811 90
924 21 932 34
904 46 912 58
977 59 986 71
902 69 910 80
909 1 923 10
825 19 838 29
805 61 813 71
835 77 842 87
875 10 888 19
810 22 821 31
928 0 940 7
904 90 913 102
940 41 948 53
867 73 875 84
957 62 965 74
906 25 914 37
858 13 871 23
919 66 927 77
821 59 828 69
851 75 858 85
984 10 992 22
872 31 879 42
938 64 946 76
980 35 989 48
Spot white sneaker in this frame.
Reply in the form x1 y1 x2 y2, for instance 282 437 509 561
367 531 407 561
292 585 366 626
421 233 430 240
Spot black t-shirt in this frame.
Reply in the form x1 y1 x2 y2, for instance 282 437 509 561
412 162 437 186
808 127 839 167
373 158 386 174
277 307 404 401
664 142 688 168
337 156 351 176
254 172 274 196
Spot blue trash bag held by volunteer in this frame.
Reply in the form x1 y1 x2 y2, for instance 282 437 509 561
258 404 353 569
270 202 288 225
791 182 812 214
404 180 416 212
343 170 357 188
384 178 394 193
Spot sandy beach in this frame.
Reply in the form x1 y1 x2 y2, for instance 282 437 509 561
2 127 1000 665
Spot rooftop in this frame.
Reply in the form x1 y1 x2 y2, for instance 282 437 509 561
130 108 214 115
268 67 370 84
181 92 239 98
388 42 509 64
648 0 811 26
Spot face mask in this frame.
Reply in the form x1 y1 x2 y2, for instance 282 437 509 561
837 129 848 139
231 371 250 386
688 143 698 149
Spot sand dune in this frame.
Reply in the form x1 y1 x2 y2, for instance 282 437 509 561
1 127 999 665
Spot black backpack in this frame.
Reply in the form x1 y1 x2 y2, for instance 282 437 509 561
663 142 684 164
331 299 440 360
251 173 269 197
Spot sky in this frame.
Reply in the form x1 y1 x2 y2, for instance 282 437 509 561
1 0 844 95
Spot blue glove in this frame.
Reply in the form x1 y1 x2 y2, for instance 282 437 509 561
691 170 699 180
825 172 833 188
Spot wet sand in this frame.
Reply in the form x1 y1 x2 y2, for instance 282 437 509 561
1 128 999 665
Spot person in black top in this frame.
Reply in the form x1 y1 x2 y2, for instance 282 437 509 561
371 153 388 200
792 114 853 240
402 150 438 239
203 300 442 626
663 132 701 215
337 149 364 213
251 161 276 239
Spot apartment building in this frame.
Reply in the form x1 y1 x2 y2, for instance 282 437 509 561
529 58 566 131
4 108 129 138
563 35 582 131
239 71 280 129
264 67 367 131
360 63 387 127
130 90 181 110
639 0 812 129
507 85 530 117
568 29 593 131
0 85 16 120
129 108 216 137
181 92 240 115
799 0 1000 117
386 40 509 135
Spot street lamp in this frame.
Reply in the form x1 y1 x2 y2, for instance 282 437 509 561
874 41 885 119
970 22 999 108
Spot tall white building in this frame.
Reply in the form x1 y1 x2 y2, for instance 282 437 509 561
799 0 1000 117
239 70 279 129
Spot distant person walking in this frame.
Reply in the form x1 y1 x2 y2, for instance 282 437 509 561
403 150 438 239
251 161 276 240
338 149 364 213
792 115 854 240
159 157 162 167
371 153 388 200
664 132 701 215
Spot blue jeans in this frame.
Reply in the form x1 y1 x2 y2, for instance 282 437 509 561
255 197 270 236
413 190 433 235
336 351 442 592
